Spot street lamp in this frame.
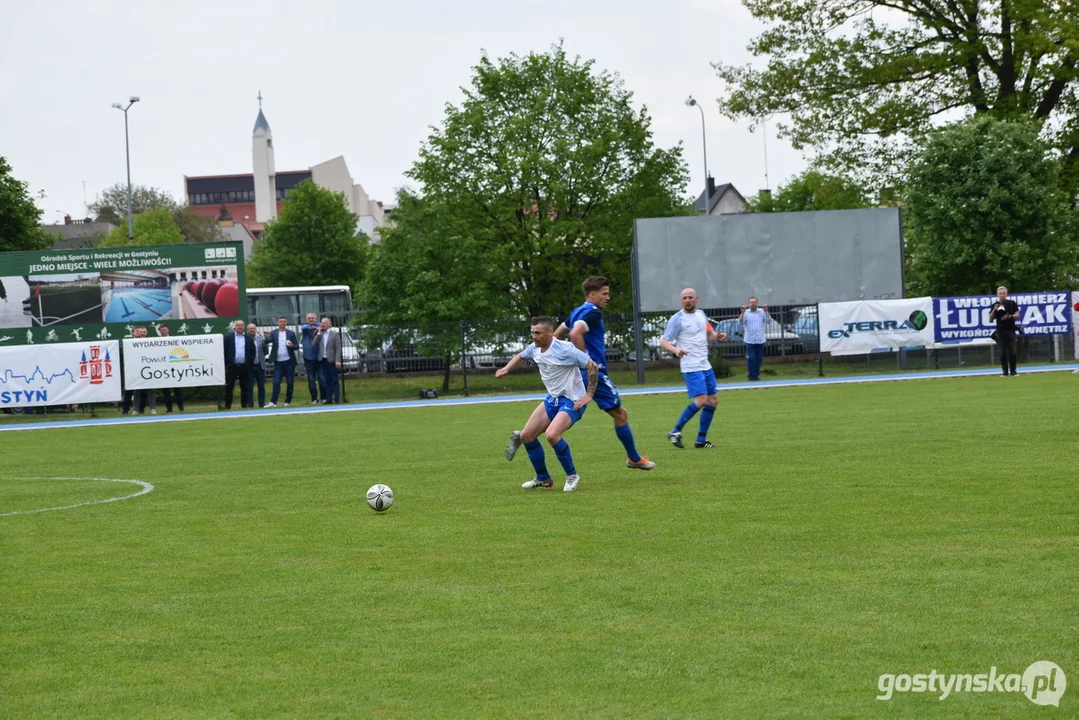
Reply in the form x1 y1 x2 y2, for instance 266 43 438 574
111 96 140 240
685 95 709 216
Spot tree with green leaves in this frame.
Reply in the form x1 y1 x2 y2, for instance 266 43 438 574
0 156 53 252
905 116 1078 295
410 42 689 319
746 169 872 212
247 180 366 291
360 191 510 391
90 183 223 244
715 1 1079 193
99 207 186 247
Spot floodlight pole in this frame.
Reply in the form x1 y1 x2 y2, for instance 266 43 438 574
686 96 710 215
112 97 140 240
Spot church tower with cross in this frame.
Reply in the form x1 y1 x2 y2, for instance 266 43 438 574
252 91 277 224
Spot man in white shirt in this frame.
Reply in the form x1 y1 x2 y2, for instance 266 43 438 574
496 316 599 492
738 297 773 381
659 288 727 449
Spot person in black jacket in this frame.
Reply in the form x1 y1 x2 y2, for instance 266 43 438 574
223 319 255 408
991 286 1021 376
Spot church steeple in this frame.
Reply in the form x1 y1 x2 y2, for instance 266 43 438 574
252 90 276 223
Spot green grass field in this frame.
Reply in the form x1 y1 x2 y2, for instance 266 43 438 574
1 373 1075 718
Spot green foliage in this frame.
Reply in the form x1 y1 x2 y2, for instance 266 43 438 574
905 116 1079 295
98 207 185 247
247 180 366 290
90 183 223 244
715 1 1079 191
359 191 510 391
90 183 177 224
409 42 688 319
0 156 52 252
745 169 871 212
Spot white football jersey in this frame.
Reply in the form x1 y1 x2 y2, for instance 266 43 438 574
521 339 592 401
662 309 713 372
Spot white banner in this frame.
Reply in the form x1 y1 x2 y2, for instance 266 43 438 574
1073 291 1079 360
0 341 122 408
819 297 935 356
122 335 225 389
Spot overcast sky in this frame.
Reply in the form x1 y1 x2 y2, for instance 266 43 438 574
2 0 807 223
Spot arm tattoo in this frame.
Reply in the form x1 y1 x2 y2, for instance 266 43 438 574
586 362 598 396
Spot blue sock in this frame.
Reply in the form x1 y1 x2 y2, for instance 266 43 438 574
673 403 701 432
697 405 716 443
551 438 576 476
615 424 641 462
524 439 550 480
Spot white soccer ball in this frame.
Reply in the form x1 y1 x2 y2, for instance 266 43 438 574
366 483 394 512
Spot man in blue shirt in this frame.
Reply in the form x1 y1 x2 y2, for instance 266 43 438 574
299 312 320 404
739 297 773 381
506 276 655 471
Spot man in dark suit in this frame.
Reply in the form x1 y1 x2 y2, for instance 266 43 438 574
223 319 255 409
267 316 299 407
314 316 343 404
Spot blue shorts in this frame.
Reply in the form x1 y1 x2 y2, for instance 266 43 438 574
544 395 586 425
581 369 622 412
683 369 717 398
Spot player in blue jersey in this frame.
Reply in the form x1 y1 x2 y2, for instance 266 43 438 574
506 276 655 471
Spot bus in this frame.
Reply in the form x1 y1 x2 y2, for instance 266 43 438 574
246 286 353 325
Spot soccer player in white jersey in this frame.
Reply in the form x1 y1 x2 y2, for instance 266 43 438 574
495 316 599 492
658 288 727 449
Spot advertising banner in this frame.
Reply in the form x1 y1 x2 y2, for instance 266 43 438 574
819 297 935 356
122 335 225 389
1073 291 1079 360
0 242 246 347
0 341 122 408
933 291 1072 343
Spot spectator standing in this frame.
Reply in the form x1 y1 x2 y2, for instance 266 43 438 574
739 297 773 381
248 323 268 408
314 317 342 404
223 319 255 409
992 286 1021 376
267 316 299 407
300 312 321 404
157 325 185 413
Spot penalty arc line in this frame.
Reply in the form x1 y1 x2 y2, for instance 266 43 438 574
0 477 155 517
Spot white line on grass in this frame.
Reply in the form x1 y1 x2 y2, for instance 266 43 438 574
0 477 155 517
1 363 1076 433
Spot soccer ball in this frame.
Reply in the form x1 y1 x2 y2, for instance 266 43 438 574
366 483 394 512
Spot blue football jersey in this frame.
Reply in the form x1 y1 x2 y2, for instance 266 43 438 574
567 301 608 370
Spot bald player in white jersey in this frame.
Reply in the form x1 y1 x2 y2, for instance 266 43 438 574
496 316 599 492
658 288 727 449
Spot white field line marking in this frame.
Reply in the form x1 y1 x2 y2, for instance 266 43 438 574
0 477 155 517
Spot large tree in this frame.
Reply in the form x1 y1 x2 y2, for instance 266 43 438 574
746 168 872 212
410 42 689 318
360 191 509 391
99 207 186 247
247 180 366 290
905 116 1078 295
89 183 223 243
715 1 1079 192
0 156 53 252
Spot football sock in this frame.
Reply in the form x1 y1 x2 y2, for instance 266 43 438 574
524 439 550 480
551 438 576 476
674 403 701 432
697 405 715 444
615 424 641 462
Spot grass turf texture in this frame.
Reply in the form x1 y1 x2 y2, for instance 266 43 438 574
1 373 1075 718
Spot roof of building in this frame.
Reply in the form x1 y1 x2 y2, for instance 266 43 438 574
694 182 746 214
253 110 271 135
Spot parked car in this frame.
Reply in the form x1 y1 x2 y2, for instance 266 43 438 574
709 317 806 357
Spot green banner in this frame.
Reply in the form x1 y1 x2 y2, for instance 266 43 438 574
0 242 246 346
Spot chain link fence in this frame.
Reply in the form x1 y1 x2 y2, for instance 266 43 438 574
2 304 1072 425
